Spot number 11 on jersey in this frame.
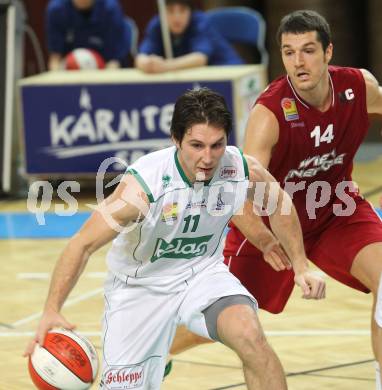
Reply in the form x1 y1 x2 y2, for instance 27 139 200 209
310 124 334 147
183 214 200 233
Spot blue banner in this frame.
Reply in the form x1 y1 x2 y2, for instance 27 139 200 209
21 81 235 174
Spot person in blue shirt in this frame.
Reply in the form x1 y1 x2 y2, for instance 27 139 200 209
135 0 243 73
46 0 132 70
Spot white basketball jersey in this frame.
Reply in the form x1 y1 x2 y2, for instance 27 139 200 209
106 146 249 287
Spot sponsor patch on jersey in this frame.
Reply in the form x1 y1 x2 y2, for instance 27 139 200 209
284 149 347 182
281 98 299 121
210 192 228 216
161 203 178 222
150 235 213 262
185 198 207 209
219 166 237 179
291 122 305 128
103 365 144 389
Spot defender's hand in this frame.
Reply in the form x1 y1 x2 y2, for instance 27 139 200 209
294 271 326 300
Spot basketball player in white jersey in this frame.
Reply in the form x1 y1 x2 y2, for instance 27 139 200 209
25 88 325 389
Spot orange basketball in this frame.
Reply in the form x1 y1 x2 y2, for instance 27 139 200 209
28 329 98 389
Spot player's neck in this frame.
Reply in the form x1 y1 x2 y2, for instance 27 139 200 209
296 72 332 112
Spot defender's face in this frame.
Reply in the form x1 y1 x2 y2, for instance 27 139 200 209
175 124 227 182
166 4 191 35
72 0 94 10
281 31 333 92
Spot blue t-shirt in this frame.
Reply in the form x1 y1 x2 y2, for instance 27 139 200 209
139 11 243 65
46 0 131 63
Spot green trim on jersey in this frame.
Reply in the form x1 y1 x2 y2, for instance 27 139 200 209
239 149 249 179
209 221 230 258
174 150 192 187
201 177 213 186
126 168 155 203
132 224 144 264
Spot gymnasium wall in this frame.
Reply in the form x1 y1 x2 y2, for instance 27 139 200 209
21 0 382 141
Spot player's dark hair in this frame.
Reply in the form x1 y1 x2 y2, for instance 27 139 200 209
277 10 332 51
171 88 232 144
165 0 194 9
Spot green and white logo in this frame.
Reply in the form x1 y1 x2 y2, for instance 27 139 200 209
151 235 213 262
162 174 171 189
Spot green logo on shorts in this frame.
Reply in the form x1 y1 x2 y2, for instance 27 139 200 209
150 235 213 262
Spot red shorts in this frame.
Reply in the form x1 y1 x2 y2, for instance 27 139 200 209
224 200 382 314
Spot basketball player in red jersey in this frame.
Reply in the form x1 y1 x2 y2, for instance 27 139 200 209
222 9 382 388
167 9 382 387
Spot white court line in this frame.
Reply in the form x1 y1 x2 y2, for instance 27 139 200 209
17 272 107 280
266 330 370 336
0 331 101 337
17 273 49 280
10 287 103 328
86 272 107 278
0 329 370 337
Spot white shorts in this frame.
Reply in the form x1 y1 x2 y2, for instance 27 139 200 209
100 262 257 390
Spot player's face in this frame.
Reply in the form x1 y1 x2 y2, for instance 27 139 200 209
166 4 192 35
72 0 94 10
175 124 227 182
281 31 333 92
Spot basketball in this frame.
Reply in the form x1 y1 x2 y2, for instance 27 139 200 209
28 328 98 390
64 48 105 70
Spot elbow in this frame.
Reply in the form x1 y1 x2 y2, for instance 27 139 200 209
67 234 94 262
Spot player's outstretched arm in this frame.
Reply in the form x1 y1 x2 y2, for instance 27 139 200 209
245 155 326 300
361 69 382 203
24 174 149 356
232 100 294 270
361 68 382 116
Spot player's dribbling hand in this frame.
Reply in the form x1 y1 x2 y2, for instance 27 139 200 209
294 271 326 300
23 308 76 357
263 242 292 271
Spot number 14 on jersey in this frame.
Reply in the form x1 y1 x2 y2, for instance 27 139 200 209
310 124 334 147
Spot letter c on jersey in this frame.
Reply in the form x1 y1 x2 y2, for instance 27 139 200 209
345 89 355 100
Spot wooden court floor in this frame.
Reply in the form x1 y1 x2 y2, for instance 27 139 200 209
0 157 381 389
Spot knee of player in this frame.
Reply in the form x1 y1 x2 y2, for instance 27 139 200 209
228 327 280 372
233 325 269 360
217 307 269 359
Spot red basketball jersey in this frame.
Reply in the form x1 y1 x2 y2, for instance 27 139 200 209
225 66 369 256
